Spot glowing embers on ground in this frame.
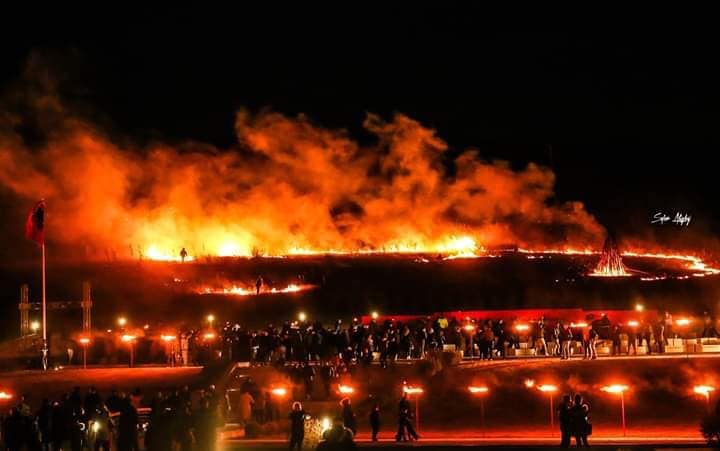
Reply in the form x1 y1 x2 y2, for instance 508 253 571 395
198 283 315 296
590 237 631 277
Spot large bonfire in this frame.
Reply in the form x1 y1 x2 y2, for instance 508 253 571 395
591 237 630 277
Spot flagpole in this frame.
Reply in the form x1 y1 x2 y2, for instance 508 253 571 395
42 242 48 370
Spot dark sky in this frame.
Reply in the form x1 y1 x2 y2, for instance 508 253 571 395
2 7 719 247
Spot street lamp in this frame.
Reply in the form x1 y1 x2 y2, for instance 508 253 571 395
601 384 629 436
271 387 288 398
464 324 476 358
0 390 13 401
121 334 136 367
338 384 355 395
206 314 215 325
298 312 307 322
79 337 91 369
468 386 489 436
30 321 40 333
635 303 644 312
536 384 558 436
371 311 379 320
403 383 424 433
694 385 715 412
117 317 127 328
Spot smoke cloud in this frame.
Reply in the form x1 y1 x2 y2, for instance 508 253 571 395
0 58 605 259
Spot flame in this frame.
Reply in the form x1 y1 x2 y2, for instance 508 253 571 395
0 391 13 400
590 237 630 277
198 283 315 296
514 324 530 332
524 379 535 388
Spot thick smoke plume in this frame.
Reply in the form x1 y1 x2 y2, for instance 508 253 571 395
0 59 604 259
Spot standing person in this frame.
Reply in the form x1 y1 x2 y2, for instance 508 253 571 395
494 319 507 358
288 402 305 451
570 394 590 447
656 321 666 354
238 390 254 426
263 392 275 423
117 396 139 451
180 247 188 262
36 398 52 451
611 325 621 356
582 326 591 360
626 324 637 355
341 398 357 436
255 276 264 295
369 403 381 442
587 326 598 360
553 322 562 356
536 317 549 356
644 323 654 354
90 406 112 451
557 394 572 448
560 323 572 360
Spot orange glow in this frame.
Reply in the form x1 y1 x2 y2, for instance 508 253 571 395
161 334 177 342
694 385 715 397
515 324 530 332
464 324 476 332
0 391 13 400
635 304 644 312
468 386 489 394
524 379 535 388
271 387 287 397
570 322 588 328
202 332 216 341
537 384 558 393
117 317 127 327
121 334 136 342
198 283 315 296
403 385 424 395
676 318 692 326
590 239 630 277
338 385 355 394
79 337 91 345
627 320 639 328
601 384 629 394
371 311 379 320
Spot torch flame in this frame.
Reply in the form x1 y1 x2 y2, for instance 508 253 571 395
338 385 355 394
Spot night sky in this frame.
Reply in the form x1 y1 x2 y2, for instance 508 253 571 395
2 7 718 251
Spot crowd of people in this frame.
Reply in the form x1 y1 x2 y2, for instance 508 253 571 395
0 385 224 451
208 310 720 368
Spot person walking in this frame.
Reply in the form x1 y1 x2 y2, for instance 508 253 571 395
288 402 305 451
395 393 418 442
560 323 572 360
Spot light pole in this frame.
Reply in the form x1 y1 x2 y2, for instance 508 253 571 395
121 334 136 367
601 384 629 436
464 324 476 358
468 386 489 436
536 384 558 437
694 385 715 412
79 337 90 369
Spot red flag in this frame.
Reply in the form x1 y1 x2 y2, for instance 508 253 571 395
25 200 45 245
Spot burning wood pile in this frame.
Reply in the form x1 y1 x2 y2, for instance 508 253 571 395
591 237 631 277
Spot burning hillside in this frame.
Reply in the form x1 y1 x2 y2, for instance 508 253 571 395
1 85 608 260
